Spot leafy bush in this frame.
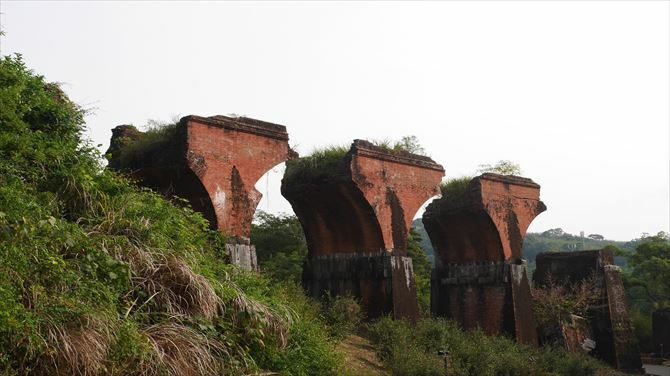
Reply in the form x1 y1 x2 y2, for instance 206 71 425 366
371 135 427 156
322 295 363 339
0 54 342 375
477 160 522 175
407 228 432 315
367 317 612 376
251 211 307 283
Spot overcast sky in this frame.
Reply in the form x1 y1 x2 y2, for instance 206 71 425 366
1 1 668 241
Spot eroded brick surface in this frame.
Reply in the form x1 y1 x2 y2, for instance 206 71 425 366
534 250 643 372
282 140 444 321
423 174 545 345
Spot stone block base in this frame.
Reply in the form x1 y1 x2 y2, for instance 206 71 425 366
225 243 258 271
431 260 538 345
302 252 419 322
653 308 670 356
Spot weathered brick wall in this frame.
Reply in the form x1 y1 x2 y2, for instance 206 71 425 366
183 115 293 239
423 174 545 345
282 140 444 321
534 250 643 372
107 115 294 270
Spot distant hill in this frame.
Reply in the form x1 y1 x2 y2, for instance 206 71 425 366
412 219 636 271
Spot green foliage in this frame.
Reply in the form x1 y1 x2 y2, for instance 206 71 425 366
250 211 307 283
477 160 522 175
625 232 670 308
630 309 653 353
439 176 473 198
367 317 611 376
372 135 427 156
412 219 435 266
407 228 432 315
110 120 180 169
322 295 363 340
283 145 349 184
284 136 429 185
0 54 342 375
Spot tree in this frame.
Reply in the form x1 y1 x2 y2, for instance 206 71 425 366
250 211 307 283
542 228 566 238
626 232 670 309
587 234 604 241
406 228 431 315
393 135 426 156
477 160 522 175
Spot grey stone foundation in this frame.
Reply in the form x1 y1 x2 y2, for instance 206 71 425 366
225 243 258 271
302 252 419 321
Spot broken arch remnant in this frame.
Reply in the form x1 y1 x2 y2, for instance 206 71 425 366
422 174 546 345
281 140 445 321
106 115 295 270
534 250 643 372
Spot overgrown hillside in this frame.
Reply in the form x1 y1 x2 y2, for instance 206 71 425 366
0 55 342 375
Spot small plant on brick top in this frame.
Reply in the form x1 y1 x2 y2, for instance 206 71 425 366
283 145 349 184
439 176 473 199
107 120 181 169
372 135 427 156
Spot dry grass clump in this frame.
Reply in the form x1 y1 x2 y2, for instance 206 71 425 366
145 257 221 320
532 273 603 327
35 315 112 376
230 285 293 349
113 244 221 320
141 321 229 376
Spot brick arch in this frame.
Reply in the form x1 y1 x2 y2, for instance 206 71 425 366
423 173 546 345
171 167 219 230
182 115 295 240
107 114 295 270
424 209 505 266
286 181 386 257
282 140 444 321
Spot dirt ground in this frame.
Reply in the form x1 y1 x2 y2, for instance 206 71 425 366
337 334 390 376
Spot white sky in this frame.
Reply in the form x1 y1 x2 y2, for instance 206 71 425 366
1 1 668 241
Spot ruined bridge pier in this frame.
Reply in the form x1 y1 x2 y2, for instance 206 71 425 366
281 140 444 321
422 174 546 345
534 250 643 372
107 115 294 270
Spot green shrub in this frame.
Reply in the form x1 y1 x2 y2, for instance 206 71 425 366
630 309 653 352
371 135 427 156
367 317 613 376
407 228 432 315
323 295 363 339
251 211 307 283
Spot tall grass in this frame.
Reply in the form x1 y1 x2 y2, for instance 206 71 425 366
367 317 615 376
